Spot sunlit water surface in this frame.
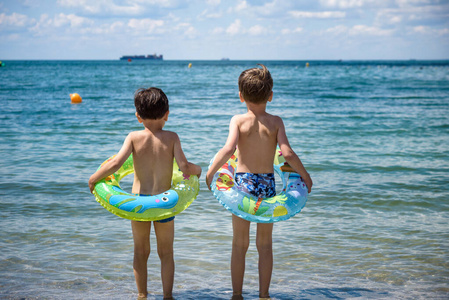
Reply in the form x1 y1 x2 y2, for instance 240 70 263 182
0 60 448 299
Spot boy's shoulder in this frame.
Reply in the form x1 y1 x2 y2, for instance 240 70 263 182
159 129 179 140
231 113 247 121
128 129 179 140
232 112 283 123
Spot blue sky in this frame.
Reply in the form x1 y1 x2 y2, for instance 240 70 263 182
0 0 448 60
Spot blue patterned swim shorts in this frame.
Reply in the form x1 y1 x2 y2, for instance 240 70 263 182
235 172 276 198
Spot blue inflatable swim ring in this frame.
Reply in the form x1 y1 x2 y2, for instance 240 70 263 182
209 148 308 223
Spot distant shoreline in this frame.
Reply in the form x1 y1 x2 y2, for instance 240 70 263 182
1 59 448 62
1 59 448 67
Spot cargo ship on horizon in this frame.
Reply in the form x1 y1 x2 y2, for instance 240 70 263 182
120 54 163 60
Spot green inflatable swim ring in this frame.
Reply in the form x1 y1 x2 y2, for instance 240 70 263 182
93 154 199 221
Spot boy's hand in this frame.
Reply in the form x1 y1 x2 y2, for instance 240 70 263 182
205 172 212 190
304 173 313 193
195 165 202 178
88 177 96 194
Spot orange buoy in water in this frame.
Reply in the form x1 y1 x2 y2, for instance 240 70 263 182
70 93 82 104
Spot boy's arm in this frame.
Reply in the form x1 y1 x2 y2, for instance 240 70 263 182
206 116 239 190
173 133 202 178
88 134 133 193
277 118 313 193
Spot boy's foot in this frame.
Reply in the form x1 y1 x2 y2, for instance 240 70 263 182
231 295 244 300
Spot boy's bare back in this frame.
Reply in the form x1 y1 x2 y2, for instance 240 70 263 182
232 111 281 174
89 87 201 196
206 64 312 193
130 129 178 195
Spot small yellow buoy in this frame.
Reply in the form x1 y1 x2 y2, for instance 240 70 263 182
188 63 192 68
305 62 309 68
70 93 82 104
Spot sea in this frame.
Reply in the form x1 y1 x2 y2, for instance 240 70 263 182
0 60 448 299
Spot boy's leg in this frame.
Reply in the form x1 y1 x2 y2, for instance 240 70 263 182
154 219 175 299
256 223 273 298
131 220 152 298
231 215 250 297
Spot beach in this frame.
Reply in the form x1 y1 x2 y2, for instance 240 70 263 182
0 60 448 299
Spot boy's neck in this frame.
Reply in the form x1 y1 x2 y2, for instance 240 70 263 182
245 101 268 116
142 119 165 132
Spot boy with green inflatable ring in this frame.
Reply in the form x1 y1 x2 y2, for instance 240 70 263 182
88 87 201 300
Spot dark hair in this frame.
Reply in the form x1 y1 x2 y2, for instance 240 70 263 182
238 64 273 104
134 87 169 119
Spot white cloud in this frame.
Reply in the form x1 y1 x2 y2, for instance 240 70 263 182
412 26 449 36
375 3 449 28
235 1 248 12
395 0 434 8
52 14 70 27
229 0 293 19
319 0 373 9
58 0 105 14
57 0 142 15
255 0 284 17
211 27 224 34
326 24 394 36
184 26 197 38
199 9 222 19
226 19 242 35
389 15 402 24
282 27 303 34
57 0 188 16
0 13 32 28
166 12 180 23
110 21 125 32
127 18 164 33
206 0 221 6
293 27 303 34
28 13 93 36
325 24 347 35
351 24 393 36
413 25 428 34
289 11 346 19
438 28 449 35
248 25 264 35
213 21 267 36
78 21 125 35
174 22 197 38
135 0 182 7
54 13 92 27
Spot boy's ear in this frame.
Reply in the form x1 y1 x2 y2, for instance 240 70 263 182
239 92 245 103
135 112 143 123
268 91 273 102
164 111 169 121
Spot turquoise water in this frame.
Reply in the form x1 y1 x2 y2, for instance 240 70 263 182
0 60 448 299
